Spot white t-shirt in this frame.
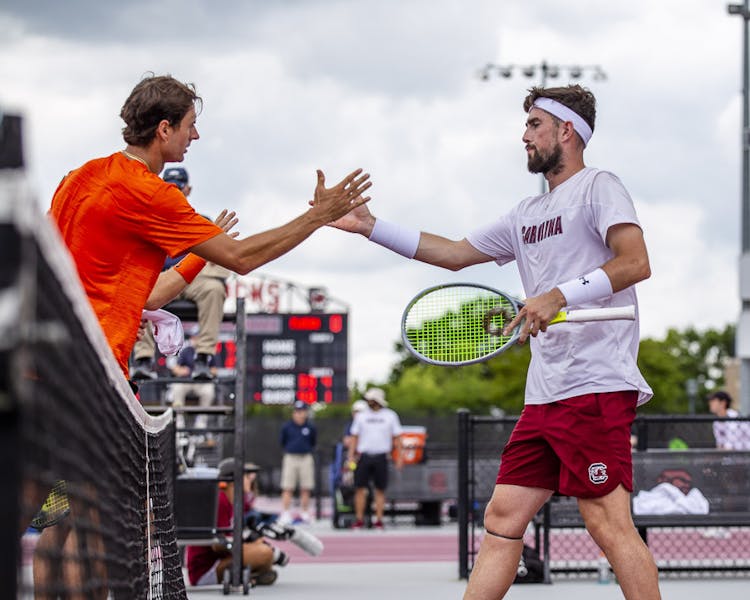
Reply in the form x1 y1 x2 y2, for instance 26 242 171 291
713 409 750 450
351 407 403 454
466 167 653 406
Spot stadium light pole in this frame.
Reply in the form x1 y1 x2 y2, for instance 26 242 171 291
478 61 607 194
729 1 750 416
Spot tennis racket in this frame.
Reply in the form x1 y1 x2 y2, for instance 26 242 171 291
31 479 71 530
401 283 635 366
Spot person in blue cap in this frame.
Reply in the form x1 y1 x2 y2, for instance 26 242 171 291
278 401 317 524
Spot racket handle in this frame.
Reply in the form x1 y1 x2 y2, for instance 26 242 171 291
564 305 635 322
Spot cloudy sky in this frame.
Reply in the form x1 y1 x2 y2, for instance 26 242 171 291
1 0 745 387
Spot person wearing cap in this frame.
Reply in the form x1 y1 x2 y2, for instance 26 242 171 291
331 85 659 598
131 167 230 381
347 388 404 530
162 166 192 196
343 399 369 450
278 401 317 524
185 458 289 587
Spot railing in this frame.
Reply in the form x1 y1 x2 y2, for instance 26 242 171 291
457 410 750 580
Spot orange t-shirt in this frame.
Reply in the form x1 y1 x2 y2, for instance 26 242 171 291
49 152 222 378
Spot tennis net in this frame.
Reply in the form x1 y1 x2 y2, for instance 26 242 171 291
2 118 186 598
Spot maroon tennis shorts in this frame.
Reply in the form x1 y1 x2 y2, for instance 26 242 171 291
496 391 638 498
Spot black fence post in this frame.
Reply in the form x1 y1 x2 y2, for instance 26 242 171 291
314 447 323 521
457 408 470 579
542 501 551 584
636 416 648 451
231 298 246 590
2 112 24 597
1 352 18 599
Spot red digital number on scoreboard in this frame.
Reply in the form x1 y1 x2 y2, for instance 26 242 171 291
214 340 237 369
288 316 322 331
296 373 334 404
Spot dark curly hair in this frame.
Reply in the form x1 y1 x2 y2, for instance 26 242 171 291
523 84 596 134
120 74 202 146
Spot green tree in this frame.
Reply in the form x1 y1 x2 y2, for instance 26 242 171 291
637 324 735 413
387 338 531 415
380 324 735 416
636 337 688 413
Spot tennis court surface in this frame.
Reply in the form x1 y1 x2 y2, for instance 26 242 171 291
181 523 749 599
20 521 750 598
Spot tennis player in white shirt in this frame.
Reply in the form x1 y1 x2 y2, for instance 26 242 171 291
331 84 659 599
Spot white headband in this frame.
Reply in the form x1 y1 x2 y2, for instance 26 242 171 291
532 97 593 147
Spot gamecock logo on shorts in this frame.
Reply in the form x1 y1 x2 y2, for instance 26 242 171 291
588 462 608 484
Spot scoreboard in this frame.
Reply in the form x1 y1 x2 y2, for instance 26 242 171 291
244 313 348 405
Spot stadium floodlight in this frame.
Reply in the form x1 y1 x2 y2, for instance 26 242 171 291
478 61 606 89
592 66 608 81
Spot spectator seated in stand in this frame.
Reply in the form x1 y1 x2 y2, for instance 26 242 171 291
169 326 218 435
131 167 229 381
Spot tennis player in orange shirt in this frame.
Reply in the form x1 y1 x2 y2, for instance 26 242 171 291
38 74 371 597
49 74 371 385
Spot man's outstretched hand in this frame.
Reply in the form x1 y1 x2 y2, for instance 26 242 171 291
310 168 372 226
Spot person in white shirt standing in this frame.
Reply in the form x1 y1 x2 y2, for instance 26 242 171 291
330 85 660 599
347 388 403 530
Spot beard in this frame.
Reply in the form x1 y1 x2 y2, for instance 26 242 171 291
527 143 562 174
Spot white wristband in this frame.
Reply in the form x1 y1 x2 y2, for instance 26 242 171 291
556 268 613 307
368 219 420 259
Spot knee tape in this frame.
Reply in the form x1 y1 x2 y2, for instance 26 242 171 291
485 528 523 541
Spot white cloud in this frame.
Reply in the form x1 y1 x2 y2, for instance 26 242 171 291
1 0 745 387
636 201 739 339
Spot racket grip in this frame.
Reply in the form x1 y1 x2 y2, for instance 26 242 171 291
565 305 635 322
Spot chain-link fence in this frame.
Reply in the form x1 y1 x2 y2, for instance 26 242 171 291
457 411 750 580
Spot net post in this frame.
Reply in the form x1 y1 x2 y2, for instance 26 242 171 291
0 288 20 599
1 110 25 597
232 297 247 589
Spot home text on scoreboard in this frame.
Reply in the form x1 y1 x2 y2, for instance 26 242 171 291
245 313 348 406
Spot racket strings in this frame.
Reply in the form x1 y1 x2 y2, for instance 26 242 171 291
404 286 516 364
31 480 71 529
